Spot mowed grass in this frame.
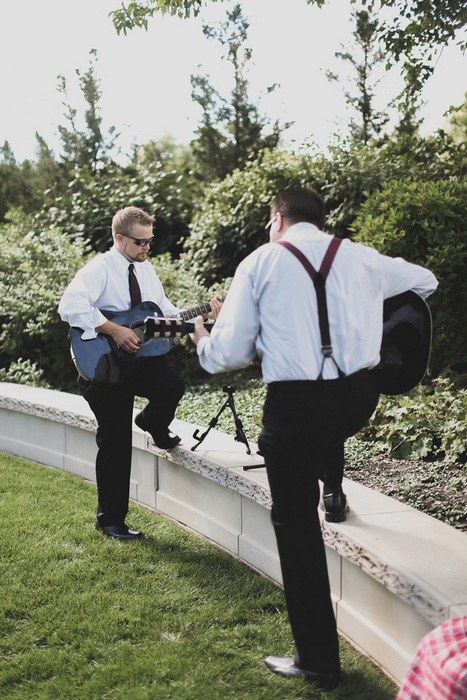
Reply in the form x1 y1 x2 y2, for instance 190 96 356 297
0 455 397 700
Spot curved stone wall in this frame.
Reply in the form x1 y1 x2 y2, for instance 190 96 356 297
1 382 466 685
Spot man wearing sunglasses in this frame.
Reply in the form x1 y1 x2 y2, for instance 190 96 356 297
59 206 220 540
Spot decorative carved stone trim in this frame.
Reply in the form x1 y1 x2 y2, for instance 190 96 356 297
322 523 446 625
0 395 96 431
149 441 273 508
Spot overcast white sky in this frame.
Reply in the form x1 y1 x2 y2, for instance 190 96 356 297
1 0 466 163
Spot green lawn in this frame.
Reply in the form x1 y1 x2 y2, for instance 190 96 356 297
0 454 397 700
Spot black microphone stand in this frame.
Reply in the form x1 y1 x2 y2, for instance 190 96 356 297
191 385 264 470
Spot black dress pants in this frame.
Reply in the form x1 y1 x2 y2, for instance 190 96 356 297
258 369 379 673
79 355 185 526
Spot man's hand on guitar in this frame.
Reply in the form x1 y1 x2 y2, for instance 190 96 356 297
191 316 211 346
205 295 223 319
112 326 141 353
192 295 222 345
96 320 140 353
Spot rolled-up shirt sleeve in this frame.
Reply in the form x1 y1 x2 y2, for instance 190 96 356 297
379 254 438 300
196 263 259 374
58 260 109 339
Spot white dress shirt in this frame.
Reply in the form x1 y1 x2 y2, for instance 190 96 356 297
59 246 178 339
197 223 438 383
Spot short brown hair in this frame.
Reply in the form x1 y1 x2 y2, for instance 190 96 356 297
112 206 154 236
272 186 325 230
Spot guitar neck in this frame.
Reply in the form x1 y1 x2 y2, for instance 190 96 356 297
145 318 212 338
180 299 224 321
180 303 212 321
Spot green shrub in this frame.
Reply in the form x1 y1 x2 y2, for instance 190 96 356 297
185 149 318 286
186 134 465 286
0 211 89 390
0 358 50 388
352 178 467 376
152 253 231 310
38 163 196 256
361 377 467 464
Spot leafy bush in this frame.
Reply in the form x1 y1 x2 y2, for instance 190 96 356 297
38 162 197 256
186 133 465 286
352 178 467 375
0 211 89 390
185 149 318 286
152 253 231 310
0 358 50 388
311 132 464 238
360 377 467 464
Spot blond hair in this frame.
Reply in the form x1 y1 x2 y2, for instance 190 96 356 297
112 206 154 237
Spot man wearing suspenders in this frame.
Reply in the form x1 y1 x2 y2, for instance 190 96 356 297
191 186 437 689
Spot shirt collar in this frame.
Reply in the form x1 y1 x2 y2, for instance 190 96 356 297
109 244 134 271
282 222 329 243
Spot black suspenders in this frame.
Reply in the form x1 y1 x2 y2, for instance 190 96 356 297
277 237 345 379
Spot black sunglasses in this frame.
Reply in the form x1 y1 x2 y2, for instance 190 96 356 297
118 232 154 247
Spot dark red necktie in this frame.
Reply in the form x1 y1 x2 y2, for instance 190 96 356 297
128 263 142 307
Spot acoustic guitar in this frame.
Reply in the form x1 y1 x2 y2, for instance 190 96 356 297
70 291 432 394
70 300 215 386
373 290 432 395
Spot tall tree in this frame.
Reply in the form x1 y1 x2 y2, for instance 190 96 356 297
0 143 23 220
32 133 69 200
110 0 466 88
56 49 120 172
0 52 121 224
190 3 285 182
0 143 42 221
326 10 390 145
311 0 467 88
110 0 217 32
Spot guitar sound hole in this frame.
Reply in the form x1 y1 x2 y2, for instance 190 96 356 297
132 324 147 344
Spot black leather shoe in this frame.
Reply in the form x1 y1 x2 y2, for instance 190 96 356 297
95 522 143 540
264 656 340 689
152 431 181 449
135 413 181 449
321 492 349 523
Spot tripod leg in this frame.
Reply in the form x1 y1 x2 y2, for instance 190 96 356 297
191 398 230 451
227 397 251 455
191 386 253 456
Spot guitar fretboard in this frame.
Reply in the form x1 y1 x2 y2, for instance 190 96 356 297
180 302 213 321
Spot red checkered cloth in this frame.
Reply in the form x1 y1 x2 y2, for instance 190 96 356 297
396 617 467 700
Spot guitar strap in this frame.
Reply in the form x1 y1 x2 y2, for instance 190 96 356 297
277 236 345 379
